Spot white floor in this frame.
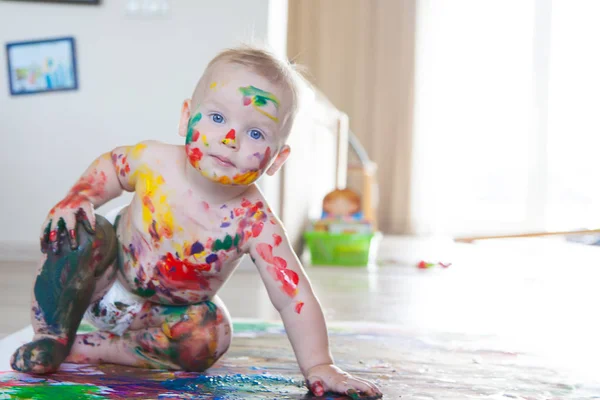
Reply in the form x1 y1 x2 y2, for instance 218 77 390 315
1 235 599 378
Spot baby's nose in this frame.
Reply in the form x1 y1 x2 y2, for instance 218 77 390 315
221 129 238 149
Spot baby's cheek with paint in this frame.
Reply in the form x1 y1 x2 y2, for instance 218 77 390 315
186 144 204 169
257 147 272 171
185 132 204 170
185 113 205 170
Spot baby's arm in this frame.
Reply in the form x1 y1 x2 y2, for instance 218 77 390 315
42 141 148 252
248 207 381 398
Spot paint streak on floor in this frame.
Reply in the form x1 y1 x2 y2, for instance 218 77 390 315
1 320 599 399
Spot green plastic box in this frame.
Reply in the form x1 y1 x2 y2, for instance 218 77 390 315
303 231 377 266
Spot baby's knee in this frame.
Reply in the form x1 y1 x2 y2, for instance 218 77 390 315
76 214 118 275
170 302 232 372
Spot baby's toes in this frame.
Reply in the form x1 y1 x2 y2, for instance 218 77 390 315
10 338 67 374
10 346 26 371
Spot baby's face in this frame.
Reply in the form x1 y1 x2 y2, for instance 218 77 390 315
184 63 290 185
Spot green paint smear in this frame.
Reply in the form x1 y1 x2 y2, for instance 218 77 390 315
160 304 190 318
233 233 241 248
77 322 97 333
232 321 281 333
212 234 234 252
4 383 104 400
186 112 202 145
134 287 156 298
34 249 88 332
238 86 280 108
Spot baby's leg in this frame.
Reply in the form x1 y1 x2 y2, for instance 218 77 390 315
66 296 232 372
11 215 118 374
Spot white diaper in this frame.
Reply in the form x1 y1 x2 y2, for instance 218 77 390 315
83 279 145 336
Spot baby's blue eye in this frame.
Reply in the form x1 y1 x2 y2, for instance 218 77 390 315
248 129 264 140
211 113 224 124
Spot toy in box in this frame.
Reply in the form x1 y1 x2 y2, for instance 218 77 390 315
304 188 378 266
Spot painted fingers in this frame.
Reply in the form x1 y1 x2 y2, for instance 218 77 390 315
306 365 382 399
40 203 96 254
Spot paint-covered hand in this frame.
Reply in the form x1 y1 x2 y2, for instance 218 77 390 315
41 200 96 254
306 364 382 399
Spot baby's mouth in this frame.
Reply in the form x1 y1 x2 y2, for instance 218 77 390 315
209 154 236 168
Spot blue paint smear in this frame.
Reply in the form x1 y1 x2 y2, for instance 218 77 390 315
160 374 305 399
190 242 204 255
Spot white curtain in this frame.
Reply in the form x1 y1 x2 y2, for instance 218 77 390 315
410 0 600 236
546 0 600 230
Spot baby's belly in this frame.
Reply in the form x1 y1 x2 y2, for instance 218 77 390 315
115 210 244 305
118 251 243 305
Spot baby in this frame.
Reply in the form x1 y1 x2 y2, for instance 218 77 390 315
11 46 382 398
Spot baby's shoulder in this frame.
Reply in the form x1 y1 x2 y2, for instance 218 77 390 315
231 185 282 224
112 140 180 164
110 141 182 188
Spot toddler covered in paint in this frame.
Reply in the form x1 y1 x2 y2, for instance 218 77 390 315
11 46 382 398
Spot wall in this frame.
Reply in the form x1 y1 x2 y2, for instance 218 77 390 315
0 0 283 257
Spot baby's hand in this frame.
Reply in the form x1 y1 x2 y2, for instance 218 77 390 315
41 199 96 254
306 364 382 399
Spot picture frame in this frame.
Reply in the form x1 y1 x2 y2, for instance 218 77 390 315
5 37 79 96
3 0 99 4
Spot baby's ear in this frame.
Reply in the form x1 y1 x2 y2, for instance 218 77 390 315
178 99 192 137
266 145 291 176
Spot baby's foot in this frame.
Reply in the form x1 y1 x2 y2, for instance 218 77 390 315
10 337 68 374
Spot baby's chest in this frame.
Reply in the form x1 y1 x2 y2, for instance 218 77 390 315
163 198 265 260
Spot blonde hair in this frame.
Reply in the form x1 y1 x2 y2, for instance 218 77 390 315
192 45 303 138
323 189 362 214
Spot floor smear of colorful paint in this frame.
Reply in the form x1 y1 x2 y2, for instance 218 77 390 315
0 320 598 399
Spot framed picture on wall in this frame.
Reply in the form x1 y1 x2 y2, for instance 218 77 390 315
5 37 78 96
3 0 100 4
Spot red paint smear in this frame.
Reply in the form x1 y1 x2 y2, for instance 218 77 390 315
50 171 108 214
249 201 264 215
186 145 203 167
273 234 282 247
157 252 211 291
269 267 299 297
252 221 264 238
243 97 251 106
241 198 251 208
233 208 244 217
49 231 57 242
192 130 200 142
295 301 304 314
256 243 298 297
142 196 155 213
259 147 271 170
225 129 236 140
311 381 324 396
112 153 131 178
256 243 287 269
